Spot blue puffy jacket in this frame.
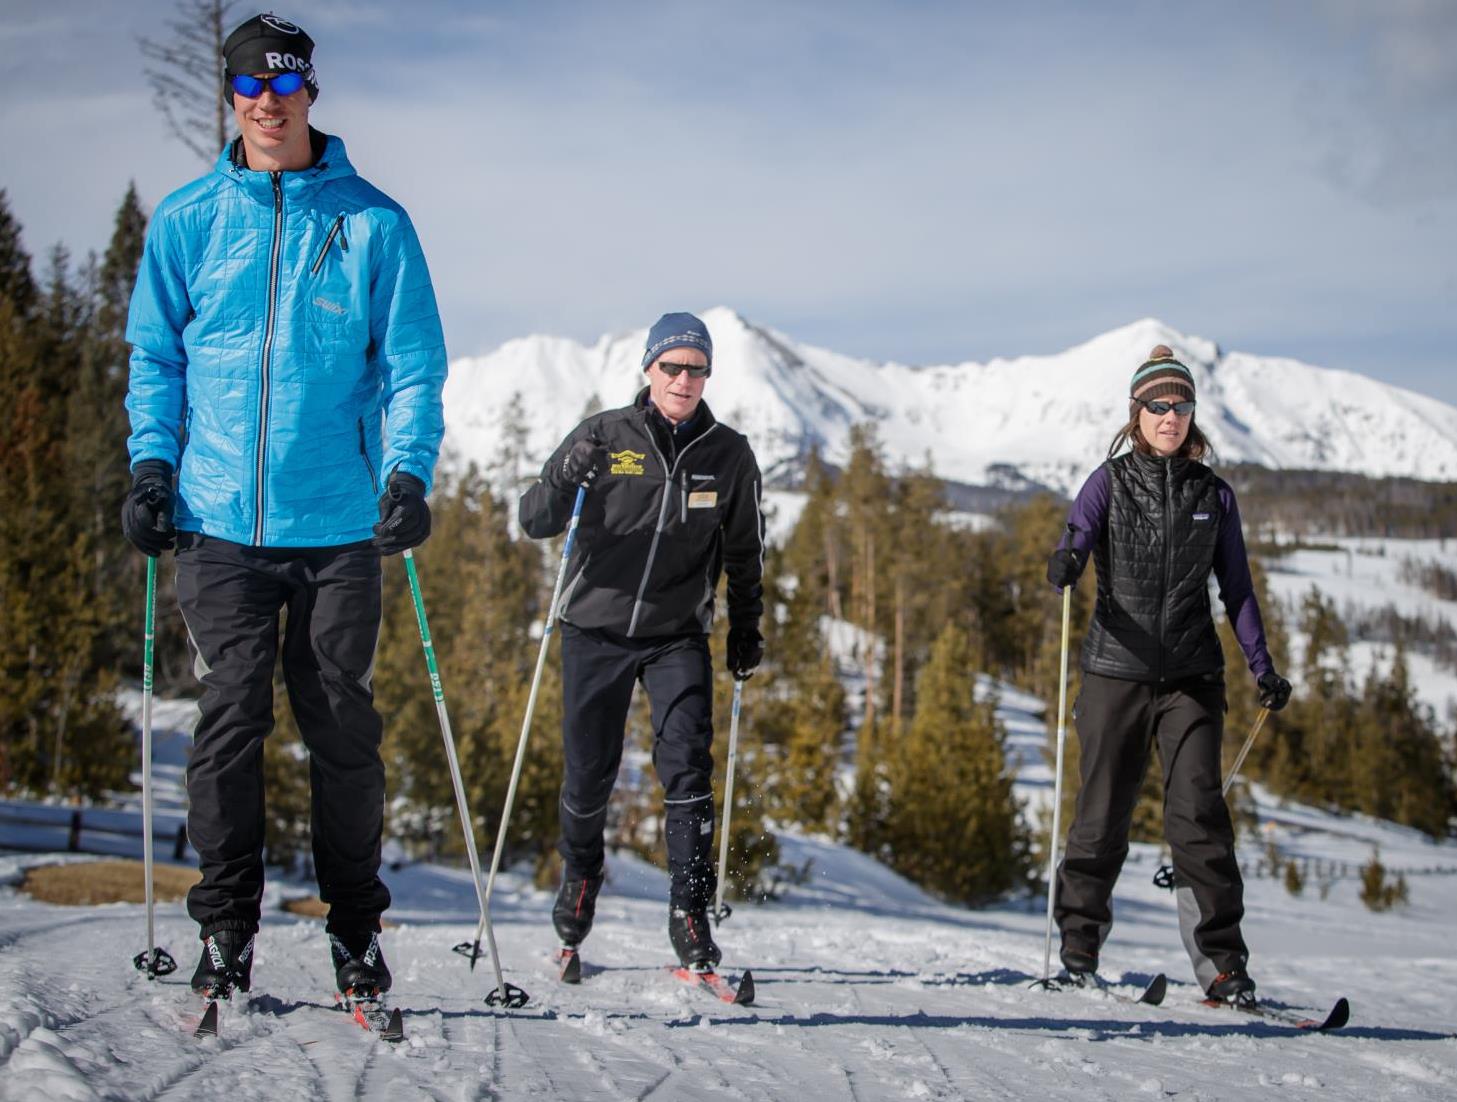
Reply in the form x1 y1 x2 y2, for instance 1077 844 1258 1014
126 133 447 548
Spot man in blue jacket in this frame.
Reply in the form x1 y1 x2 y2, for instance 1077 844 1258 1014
121 13 447 1003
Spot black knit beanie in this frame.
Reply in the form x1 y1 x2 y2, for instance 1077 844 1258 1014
222 13 319 104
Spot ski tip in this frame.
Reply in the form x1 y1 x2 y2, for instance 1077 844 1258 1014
734 969 756 1006
194 1001 219 1039
1140 973 1168 1006
381 1007 405 1043
1319 997 1350 1032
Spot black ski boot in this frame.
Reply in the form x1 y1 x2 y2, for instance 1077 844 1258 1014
1059 942 1098 980
330 929 392 996
1206 968 1256 1003
669 907 722 971
552 874 603 948
190 926 255 998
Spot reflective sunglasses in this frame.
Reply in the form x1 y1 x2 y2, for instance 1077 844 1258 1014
1136 397 1196 417
230 71 306 98
657 361 711 379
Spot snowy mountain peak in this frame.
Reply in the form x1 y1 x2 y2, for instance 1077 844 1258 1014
443 313 1457 493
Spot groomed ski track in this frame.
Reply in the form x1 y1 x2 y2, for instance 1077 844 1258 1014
3 828 1455 1102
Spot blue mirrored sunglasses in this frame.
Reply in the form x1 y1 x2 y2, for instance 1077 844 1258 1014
230 71 306 98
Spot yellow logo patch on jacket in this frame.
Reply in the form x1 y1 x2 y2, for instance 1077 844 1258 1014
610 449 646 476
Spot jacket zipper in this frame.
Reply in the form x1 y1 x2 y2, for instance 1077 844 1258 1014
310 213 347 275
358 417 379 494
253 172 284 546
1157 462 1172 682
627 423 719 637
680 471 688 523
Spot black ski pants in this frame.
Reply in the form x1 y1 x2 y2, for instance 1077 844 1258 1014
1056 671 1248 981
558 624 717 910
175 534 391 938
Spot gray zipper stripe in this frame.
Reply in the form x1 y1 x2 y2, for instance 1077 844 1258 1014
560 796 610 819
626 423 719 637
311 214 344 275
663 793 712 805
253 173 284 546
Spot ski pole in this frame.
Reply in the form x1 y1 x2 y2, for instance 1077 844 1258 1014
132 555 176 980
471 484 587 991
712 678 745 924
1037 576 1074 986
1222 707 1271 796
403 550 527 1008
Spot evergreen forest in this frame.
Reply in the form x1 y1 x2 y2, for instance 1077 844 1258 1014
1 187 1454 914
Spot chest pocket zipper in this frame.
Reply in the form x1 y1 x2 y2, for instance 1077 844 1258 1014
311 214 348 275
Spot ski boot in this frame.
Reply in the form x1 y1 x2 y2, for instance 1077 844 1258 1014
552 874 604 949
669 907 722 971
330 929 392 997
1206 968 1256 1004
190 925 255 998
1059 942 1098 983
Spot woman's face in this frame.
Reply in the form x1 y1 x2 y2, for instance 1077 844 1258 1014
1138 397 1194 457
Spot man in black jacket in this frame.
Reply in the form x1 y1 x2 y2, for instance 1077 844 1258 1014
519 311 765 970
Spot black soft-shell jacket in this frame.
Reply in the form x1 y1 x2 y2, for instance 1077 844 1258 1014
519 390 765 638
1082 451 1225 682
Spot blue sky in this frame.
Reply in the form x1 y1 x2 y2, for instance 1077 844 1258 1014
2 1 1454 400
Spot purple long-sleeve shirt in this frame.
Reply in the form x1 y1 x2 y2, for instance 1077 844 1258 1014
1058 465 1274 678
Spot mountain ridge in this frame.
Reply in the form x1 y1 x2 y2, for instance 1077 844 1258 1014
442 309 1457 495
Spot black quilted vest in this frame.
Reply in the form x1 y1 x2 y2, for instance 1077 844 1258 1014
1081 452 1224 682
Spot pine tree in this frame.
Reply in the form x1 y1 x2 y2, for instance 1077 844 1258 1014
0 212 129 797
882 624 1029 904
843 714 888 857
69 185 152 679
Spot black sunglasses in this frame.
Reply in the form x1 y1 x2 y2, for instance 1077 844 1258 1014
657 361 711 379
1136 397 1195 416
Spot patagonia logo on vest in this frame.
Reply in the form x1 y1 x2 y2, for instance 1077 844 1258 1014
610 449 646 476
1192 512 1212 522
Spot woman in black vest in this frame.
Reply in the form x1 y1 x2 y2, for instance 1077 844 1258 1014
1044 344 1292 1002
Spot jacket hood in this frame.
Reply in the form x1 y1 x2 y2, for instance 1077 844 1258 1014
213 129 357 200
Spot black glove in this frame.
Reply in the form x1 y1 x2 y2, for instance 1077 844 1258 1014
726 626 764 681
1046 547 1083 589
120 460 176 558
372 471 431 555
1257 671 1292 712
549 437 606 491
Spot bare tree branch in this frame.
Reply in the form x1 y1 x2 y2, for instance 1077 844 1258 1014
138 0 238 163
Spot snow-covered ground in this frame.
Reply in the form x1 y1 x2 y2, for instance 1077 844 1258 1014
3 678 1456 1099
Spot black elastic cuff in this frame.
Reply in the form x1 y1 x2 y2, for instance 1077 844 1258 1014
387 471 426 496
132 459 173 485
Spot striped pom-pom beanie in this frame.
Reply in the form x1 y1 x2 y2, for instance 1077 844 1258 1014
1130 345 1195 408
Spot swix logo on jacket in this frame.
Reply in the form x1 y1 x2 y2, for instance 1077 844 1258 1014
520 392 765 638
125 132 447 547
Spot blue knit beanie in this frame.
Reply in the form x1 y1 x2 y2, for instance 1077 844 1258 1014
642 312 713 369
